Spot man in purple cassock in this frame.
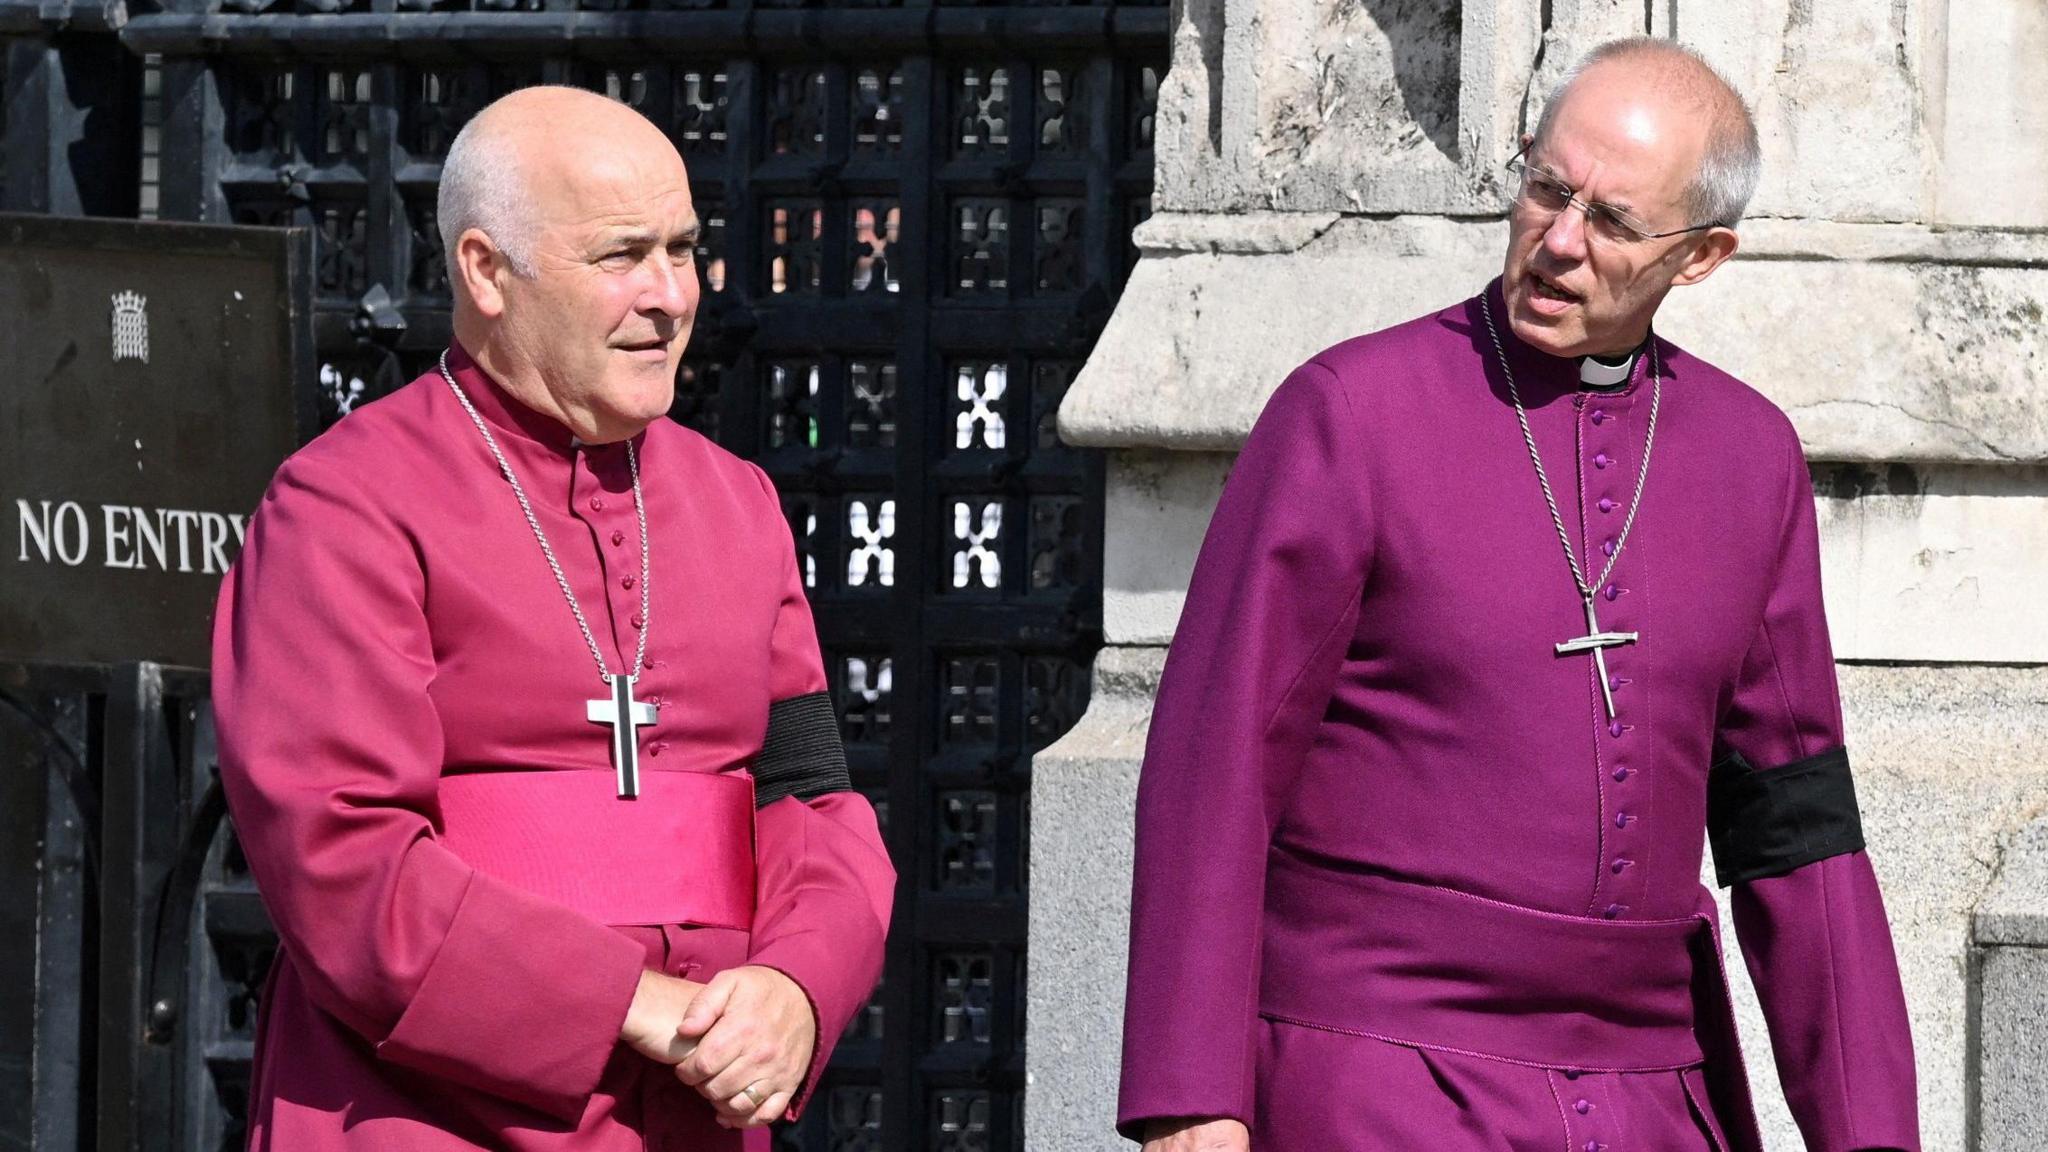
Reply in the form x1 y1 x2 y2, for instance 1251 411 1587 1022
1120 38 1919 1152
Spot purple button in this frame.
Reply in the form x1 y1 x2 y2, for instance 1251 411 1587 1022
1586 1141 1603 1152
1602 538 1617 557
1603 904 1625 919
630 613 645 629
1594 453 1612 469
1597 498 1617 513
1612 766 1630 782
1611 858 1632 874
1590 410 1608 425
1609 719 1625 738
648 741 665 757
621 574 636 589
611 530 626 546
589 496 606 512
1604 583 1621 602
1563 1069 1582 1080
1608 674 1626 690
1575 1099 1592 1115
1614 812 1630 828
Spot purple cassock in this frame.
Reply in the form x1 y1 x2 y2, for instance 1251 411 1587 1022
1119 282 1920 1151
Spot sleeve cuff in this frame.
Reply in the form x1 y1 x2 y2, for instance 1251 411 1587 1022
375 869 646 1122
746 907 884 1118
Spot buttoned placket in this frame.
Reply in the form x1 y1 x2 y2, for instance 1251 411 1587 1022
569 441 667 763
1579 387 1647 921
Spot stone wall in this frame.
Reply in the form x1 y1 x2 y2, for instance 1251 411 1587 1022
1031 2 2048 1149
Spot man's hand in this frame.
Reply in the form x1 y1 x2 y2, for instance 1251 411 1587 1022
671 965 817 1129
1142 1117 1250 1152
619 970 708 1065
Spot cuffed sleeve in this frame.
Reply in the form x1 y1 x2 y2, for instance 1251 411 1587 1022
213 453 642 1123
1117 362 1373 1140
1715 435 1919 1152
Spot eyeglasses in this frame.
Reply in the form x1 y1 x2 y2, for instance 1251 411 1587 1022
1505 147 1726 247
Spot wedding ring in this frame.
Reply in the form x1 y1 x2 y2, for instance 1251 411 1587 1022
740 1083 767 1107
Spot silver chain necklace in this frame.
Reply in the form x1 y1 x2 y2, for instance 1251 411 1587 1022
437 350 658 797
1479 294 1662 720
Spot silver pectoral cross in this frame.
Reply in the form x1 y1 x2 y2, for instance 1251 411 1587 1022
1554 595 1639 721
587 674 659 798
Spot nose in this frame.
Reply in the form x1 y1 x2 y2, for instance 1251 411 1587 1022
641 252 696 320
1540 201 1590 261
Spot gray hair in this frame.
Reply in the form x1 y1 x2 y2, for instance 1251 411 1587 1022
1532 37 1762 229
437 112 538 281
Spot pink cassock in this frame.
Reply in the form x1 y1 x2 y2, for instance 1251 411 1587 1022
1119 284 1920 1151
212 344 895 1150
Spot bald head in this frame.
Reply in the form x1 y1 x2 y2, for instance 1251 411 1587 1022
438 86 684 282
1533 38 1760 229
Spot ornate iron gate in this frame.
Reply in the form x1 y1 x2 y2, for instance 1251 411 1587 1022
12 4 1169 1150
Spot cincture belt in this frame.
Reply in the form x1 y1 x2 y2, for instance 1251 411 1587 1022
1257 848 1716 1071
438 769 756 930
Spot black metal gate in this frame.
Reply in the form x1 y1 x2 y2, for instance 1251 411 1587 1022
1 2 1164 1149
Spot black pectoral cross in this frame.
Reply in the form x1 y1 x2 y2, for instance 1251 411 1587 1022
1554 594 1638 721
587 674 659 798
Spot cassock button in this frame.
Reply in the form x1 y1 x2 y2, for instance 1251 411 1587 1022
590 496 606 512
1603 904 1625 919
1594 453 1612 469
1614 812 1631 828
1590 410 1608 425
621 574 636 589
1585 1141 1604 1152
1612 766 1630 782
631 613 645 629
1563 1069 1581 1080
611 530 626 546
1575 1099 1592 1115
1604 583 1622 602
648 741 666 757
1609 719 1625 739
1597 498 1617 513
1611 858 1632 874
1602 538 1617 557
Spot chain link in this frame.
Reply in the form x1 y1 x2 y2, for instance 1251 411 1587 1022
438 351 651 684
1479 294 1662 603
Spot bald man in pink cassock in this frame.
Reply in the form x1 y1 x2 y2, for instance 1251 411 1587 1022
1120 40 1919 1152
213 87 894 1150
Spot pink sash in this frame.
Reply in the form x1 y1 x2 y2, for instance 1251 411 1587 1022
437 769 756 930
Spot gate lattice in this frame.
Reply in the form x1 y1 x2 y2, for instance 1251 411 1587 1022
104 4 1166 1149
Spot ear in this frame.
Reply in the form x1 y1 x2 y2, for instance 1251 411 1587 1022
453 229 511 319
1669 226 1739 288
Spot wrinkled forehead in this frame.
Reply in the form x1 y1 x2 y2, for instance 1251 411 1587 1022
1534 82 1709 215
527 143 697 237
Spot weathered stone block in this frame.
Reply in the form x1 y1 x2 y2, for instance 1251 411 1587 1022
1060 214 2048 466
1973 815 2048 1149
1937 0 2048 228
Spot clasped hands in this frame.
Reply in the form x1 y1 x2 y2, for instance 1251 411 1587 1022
620 965 816 1129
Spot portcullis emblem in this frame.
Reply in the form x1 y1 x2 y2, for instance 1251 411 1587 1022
111 290 150 364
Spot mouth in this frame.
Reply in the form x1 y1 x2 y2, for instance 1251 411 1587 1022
1522 269 1584 317
614 338 672 360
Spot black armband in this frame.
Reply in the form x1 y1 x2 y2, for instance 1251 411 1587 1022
1706 745 1866 887
753 691 852 808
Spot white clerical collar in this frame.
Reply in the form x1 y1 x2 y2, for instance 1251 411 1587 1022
1579 346 1641 390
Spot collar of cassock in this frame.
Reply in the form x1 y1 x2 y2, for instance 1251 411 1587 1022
1579 344 1643 390
442 340 642 462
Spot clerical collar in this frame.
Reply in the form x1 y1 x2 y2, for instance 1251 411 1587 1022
1579 345 1642 390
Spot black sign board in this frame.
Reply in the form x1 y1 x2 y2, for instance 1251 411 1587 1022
1 213 313 669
